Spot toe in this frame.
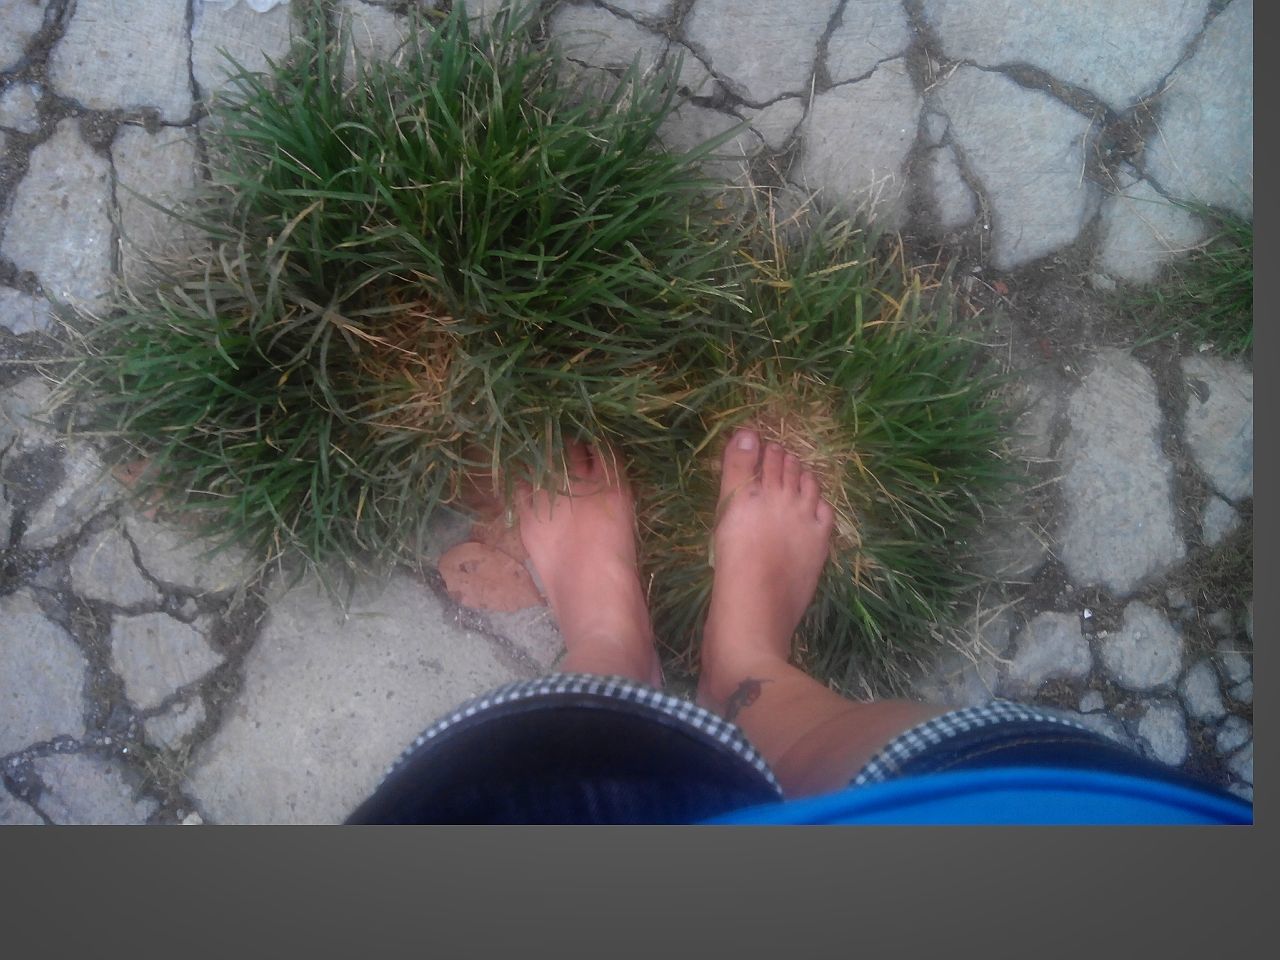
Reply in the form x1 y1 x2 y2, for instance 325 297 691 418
800 469 819 508
719 428 761 503
762 442 785 489
782 453 802 496
815 498 836 528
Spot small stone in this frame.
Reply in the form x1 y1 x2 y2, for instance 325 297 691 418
70 526 163 607
31 753 157 825
0 81 41 133
1178 660 1226 721
1164 587 1189 611
1136 700 1189 766
1086 272 1117 293
1078 690 1105 713
1181 355 1253 502
1215 716 1251 756
181 811 204 826
0 287 53 337
1001 612 1092 695
1072 711 1136 749
1056 351 1185 594
1228 742 1253 785
1099 602 1184 691
740 98 805 151
1201 496 1241 546
0 120 114 307
124 514 255 596
925 144 977 230
1206 609 1233 636
826 0 912 83
800 59 921 225
1228 783 1253 803
49 0 192 122
1216 641 1251 684
0 786 43 825
110 613 224 710
933 66 1099 268
0 589 88 754
1228 679 1252 705
145 698 207 751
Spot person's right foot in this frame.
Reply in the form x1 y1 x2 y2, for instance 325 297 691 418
698 428 835 706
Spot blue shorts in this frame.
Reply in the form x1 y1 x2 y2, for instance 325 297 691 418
346 674 1252 824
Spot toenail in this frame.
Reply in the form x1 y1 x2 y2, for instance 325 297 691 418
735 429 757 451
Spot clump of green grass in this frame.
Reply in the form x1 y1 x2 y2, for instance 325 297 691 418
1129 204 1253 356
59 1 1016 690
61 2 736 576
635 206 1018 694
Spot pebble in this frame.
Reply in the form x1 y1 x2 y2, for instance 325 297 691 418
1215 716 1251 756
1078 691 1105 713
1178 660 1227 721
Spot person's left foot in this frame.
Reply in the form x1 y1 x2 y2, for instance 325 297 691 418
516 442 662 686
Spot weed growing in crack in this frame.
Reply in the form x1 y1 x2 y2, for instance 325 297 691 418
1127 203 1253 356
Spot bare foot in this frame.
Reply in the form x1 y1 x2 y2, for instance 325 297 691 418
699 428 835 704
516 441 662 686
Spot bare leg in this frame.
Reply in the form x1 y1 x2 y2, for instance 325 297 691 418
516 441 662 686
698 428 946 797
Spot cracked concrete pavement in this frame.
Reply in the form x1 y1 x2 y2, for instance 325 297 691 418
1 0 1253 822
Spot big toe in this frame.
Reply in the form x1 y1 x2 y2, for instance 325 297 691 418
720 428 761 504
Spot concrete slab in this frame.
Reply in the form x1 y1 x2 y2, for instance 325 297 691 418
185 571 534 823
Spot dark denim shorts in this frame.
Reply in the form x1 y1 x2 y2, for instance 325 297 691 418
346 673 1240 824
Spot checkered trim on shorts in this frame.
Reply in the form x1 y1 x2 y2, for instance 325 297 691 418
381 673 782 794
851 700 1096 786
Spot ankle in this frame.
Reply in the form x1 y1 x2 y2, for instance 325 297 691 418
697 639 789 711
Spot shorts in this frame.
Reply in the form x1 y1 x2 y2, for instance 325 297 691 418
345 673 1252 824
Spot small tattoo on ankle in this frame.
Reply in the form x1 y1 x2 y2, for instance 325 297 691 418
723 678 770 721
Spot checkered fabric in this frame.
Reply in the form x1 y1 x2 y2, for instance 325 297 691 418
381 672 782 794
850 700 1095 786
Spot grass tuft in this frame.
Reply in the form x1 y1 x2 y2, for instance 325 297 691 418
61 1 737 580
635 204 1018 694
57 2 1017 689
1127 203 1253 356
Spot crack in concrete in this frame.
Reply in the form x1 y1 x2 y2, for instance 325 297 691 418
416 562 549 678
